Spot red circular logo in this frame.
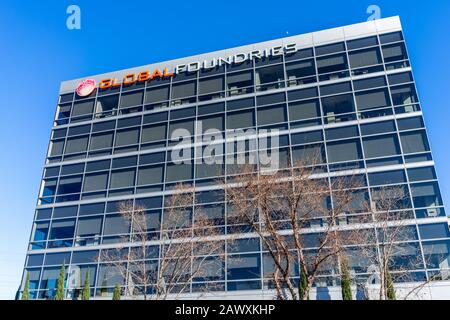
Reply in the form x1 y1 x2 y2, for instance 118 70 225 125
76 79 96 97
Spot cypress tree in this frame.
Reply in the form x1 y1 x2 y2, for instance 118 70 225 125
22 273 30 300
340 261 353 300
81 270 90 300
385 270 396 300
55 264 66 300
113 284 121 300
298 261 309 300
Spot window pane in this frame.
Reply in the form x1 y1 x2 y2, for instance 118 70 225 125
347 36 378 50
257 105 286 125
110 169 136 188
326 139 362 163
96 95 119 114
363 134 400 158
199 76 224 94
227 110 255 129
355 88 391 111
255 65 284 85
316 53 348 74
391 85 418 106
77 217 103 237
382 43 408 62
104 215 130 235
227 253 261 280
166 163 192 182
141 124 167 143
289 99 320 120
90 132 113 150
83 172 109 192
321 94 355 115
172 81 196 99
120 91 143 108
349 47 382 68
400 131 429 154
72 100 94 117
285 59 316 79
138 165 164 185
145 86 169 104
115 128 140 147
65 136 89 154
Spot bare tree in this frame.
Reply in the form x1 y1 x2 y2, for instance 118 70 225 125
224 158 362 300
353 186 426 300
100 184 227 300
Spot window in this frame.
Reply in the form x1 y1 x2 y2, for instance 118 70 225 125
115 128 140 147
120 91 143 108
391 85 418 106
226 110 255 129
291 131 323 145
326 139 362 163
408 167 436 182
79 202 105 216
103 215 130 235
72 100 94 118
285 59 316 80
397 117 424 131
83 172 109 192
96 95 118 115
198 115 224 133
172 81 196 99
65 136 89 154
353 76 386 91
49 220 75 240
361 120 396 136
363 134 400 158
61 163 84 176
355 88 391 111
199 76 224 95
57 176 82 195
422 240 450 269
369 170 406 186
169 120 195 138
347 36 378 50
292 144 325 164
227 71 253 93
320 82 351 96
33 222 49 241
77 217 103 237
68 125 90 136
419 223 450 240
315 42 345 56
141 124 167 143
138 165 164 185
382 43 408 62
90 132 113 150
255 65 284 88
321 94 355 116
400 131 429 154
348 47 382 68
165 163 193 182
228 238 260 253
288 99 321 121
325 126 358 140
109 169 136 189
97 265 124 287
93 120 115 132
257 105 286 126
145 85 169 104
411 182 443 208
41 179 57 197
53 206 78 218
195 162 223 178
380 32 403 44
227 253 261 280
112 156 137 169
50 140 65 156
389 72 413 85
316 53 348 74
86 160 110 172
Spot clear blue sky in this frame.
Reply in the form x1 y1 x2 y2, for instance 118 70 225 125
0 0 449 299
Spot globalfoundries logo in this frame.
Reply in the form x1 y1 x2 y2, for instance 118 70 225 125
75 79 96 97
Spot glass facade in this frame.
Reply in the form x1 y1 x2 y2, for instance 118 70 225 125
21 19 450 299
